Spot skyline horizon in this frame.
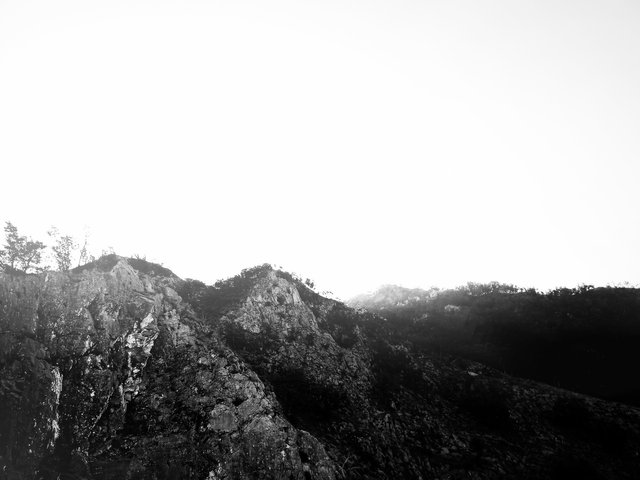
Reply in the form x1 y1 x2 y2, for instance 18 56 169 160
2 1 639 300
1 217 638 301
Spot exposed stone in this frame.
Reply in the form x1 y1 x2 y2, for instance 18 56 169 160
208 405 238 432
0 258 336 480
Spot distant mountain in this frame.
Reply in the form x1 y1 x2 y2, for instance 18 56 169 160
348 284 438 311
2 259 640 479
348 282 640 407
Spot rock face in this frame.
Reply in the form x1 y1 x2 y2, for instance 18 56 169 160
0 257 335 480
3 258 640 480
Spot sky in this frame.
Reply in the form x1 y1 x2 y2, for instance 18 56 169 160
1 0 639 299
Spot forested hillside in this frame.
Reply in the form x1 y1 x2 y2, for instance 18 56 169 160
349 283 640 406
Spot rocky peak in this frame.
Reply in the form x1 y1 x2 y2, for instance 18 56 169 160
0 257 336 480
249 269 304 307
225 269 318 336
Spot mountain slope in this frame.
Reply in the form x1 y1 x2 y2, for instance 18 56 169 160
347 283 640 406
2 260 640 480
0 257 334 480
184 267 640 479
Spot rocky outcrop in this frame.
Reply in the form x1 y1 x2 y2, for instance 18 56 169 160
225 270 318 336
0 257 335 480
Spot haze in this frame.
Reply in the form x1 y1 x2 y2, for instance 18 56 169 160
1 0 639 299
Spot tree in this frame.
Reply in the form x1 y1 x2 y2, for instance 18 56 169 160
77 229 96 267
48 227 78 271
0 222 46 273
20 238 46 273
0 222 22 271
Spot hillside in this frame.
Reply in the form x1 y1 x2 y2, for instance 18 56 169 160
347 283 640 406
180 266 640 479
0 257 334 480
1 258 640 479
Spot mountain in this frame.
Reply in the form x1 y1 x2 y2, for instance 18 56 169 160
0 257 334 480
347 283 640 407
2 258 640 479
348 285 439 312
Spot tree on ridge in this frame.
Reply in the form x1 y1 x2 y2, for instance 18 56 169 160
0 221 46 273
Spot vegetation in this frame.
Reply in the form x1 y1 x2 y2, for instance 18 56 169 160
0 221 165 275
355 283 640 406
371 342 427 405
47 227 77 271
0 222 46 273
71 254 120 274
177 264 278 322
0 221 99 273
127 257 174 277
548 396 634 454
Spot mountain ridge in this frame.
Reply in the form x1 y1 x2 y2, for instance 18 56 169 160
1 257 640 479
346 281 640 407
1 257 335 480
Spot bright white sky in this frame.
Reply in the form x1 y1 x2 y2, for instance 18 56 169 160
1 0 639 299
